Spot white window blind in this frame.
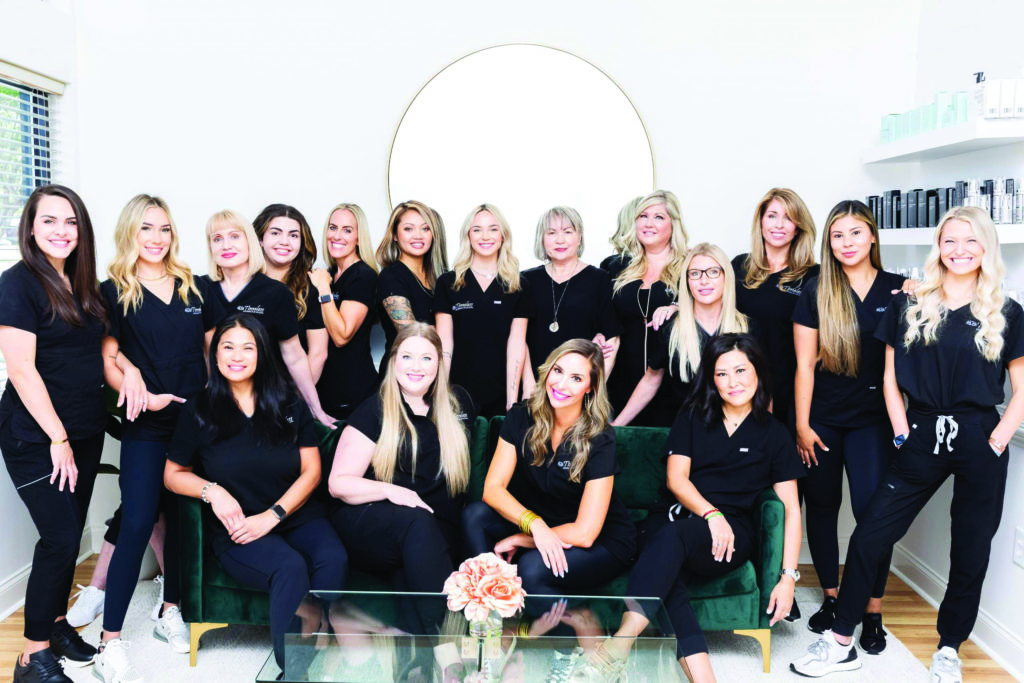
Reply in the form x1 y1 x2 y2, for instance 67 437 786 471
0 78 55 387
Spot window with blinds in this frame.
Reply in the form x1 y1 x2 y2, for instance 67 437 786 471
0 78 54 388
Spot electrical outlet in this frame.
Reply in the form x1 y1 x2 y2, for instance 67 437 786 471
1015 528 1024 569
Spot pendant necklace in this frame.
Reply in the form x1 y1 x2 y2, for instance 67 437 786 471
637 283 652 369
548 262 580 333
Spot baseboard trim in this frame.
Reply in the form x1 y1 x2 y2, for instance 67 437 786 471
0 527 97 622
892 543 1024 680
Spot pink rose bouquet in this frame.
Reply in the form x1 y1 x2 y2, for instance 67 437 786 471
443 552 526 622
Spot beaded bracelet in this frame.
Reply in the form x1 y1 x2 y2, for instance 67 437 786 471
701 508 721 520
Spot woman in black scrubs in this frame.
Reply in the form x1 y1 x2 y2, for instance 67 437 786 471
253 204 328 383
792 200 905 651
0 185 107 681
592 334 803 683
164 314 346 673
94 195 223 680
521 206 620 396
463 339 636 594
328 322 477 593
435 203 532 417
792 207 1024 680
309 203 379 420
198 209 335 426
598 195 642 273
606 190 688 426
731 188 818 427
373 200 450 372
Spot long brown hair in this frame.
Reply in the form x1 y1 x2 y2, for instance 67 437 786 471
253 204 317 320
376 200 449 288
18 185 106 327
743 188 817 288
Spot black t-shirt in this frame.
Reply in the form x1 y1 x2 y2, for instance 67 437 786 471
167 396 324 555
297 286 326 354
433 271 534 412
0 262 105 442
499 404 637 564
101 277 224 440
666 407 804 522
521 265 620 374
732 255 820 421
875 293 1024 413
599 253 630 273
199 272 300 345
792 271 905 427
345 386 478 530
316 261 378 415
375 261 437 370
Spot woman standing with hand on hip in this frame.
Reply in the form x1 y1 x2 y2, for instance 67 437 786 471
0 185 108 682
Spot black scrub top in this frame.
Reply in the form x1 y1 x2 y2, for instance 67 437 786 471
345 386 478 530
167 396 324 556
876 293 1024 413
500 404 637 564
375 261 436 372
604 265 676 427
316 261 378 417
667 407 804 523
521 265 620 375
100 277 224 441
599 253 630 273
732 255 820 424
199 272 300 345
297 286 326 354
791 271 905 427
433 271 533 415
0 262 105 443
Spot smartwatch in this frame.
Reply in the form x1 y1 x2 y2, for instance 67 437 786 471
270 504 287 521
318 293 334 304
893 433 908 449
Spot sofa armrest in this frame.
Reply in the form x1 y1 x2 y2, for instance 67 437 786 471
178 495 205 623
752 488 785 628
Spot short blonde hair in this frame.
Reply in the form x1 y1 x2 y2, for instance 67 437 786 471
205 209 265 281
534 206 584 261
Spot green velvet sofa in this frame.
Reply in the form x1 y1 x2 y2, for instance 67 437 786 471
180 417 783 672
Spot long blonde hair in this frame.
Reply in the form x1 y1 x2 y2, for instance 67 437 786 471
322 203 379 273
451 204 520 293
525 339 611 484
376 201 449 288
205 210 266 281
108 194 201 314
669 243 749 382
903 207 1006 362
613 190 688 295
609 196 643 257
817 200 883 376
372 323 470 496
743 188 817 288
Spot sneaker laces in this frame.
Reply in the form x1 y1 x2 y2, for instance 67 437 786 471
34 654 64 678
807 637 831 662
71 584 90 599
105 640 142 677
934 649 962 674
162 605 187 634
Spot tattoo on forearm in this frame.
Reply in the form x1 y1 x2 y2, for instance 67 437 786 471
383 296 415 325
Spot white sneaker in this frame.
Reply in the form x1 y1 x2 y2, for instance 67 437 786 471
930 647 963 683
153 605 189 654
149 575 164 622
95 638 144 683
66 584 104 628
789 630 861 677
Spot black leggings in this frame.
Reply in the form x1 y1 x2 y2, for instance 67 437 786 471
802 420 894 598
0 418 104 641
626 513 753 658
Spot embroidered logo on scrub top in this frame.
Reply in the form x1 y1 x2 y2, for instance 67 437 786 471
778 283 803 296
183 306 202 315
965 320 979 328
452 303 473 311
286 416 294 423
456 412 468 421
740 447 749 452
875 307 887 313
557 460 571 470
237 305 265 315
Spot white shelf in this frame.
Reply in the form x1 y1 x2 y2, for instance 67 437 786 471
879 224 1024 246
863 118 1024 164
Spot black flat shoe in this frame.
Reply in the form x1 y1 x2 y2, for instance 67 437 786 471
808 596 838 633
13 649 72 683
859 613 887 654
49 619 95 667
785 597 802 622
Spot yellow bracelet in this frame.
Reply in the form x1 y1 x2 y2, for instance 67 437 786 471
519 510 540 534
51 437 68 446
517 622 529 638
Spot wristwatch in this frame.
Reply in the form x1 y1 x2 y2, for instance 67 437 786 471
893 433 908 449
318 293 333 304
779 568 801 582
270 504 287 521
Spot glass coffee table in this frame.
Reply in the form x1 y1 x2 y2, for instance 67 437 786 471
256 591 684 682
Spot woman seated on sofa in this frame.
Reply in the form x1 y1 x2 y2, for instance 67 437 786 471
164 314 346 672
580 333 803 683
462 339 637 596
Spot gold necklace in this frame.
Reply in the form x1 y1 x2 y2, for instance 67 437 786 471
137 272 169 282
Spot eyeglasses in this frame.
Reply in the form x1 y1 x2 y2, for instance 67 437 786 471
686 267 724 280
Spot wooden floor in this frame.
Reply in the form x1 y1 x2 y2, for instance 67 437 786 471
0 557 1014 681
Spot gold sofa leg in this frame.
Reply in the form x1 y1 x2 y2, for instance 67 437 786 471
734 628 771 673
189 622 228 667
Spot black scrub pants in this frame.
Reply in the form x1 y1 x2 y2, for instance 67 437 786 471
0 418 104 641
217 517 347 670
626 513 753 658
832 408 1007 650
802 420 895 597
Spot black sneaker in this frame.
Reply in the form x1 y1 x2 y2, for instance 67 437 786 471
49 619 96 667
785 598 802 622
807 596 838 633
13 649 73 683
859 613 887 654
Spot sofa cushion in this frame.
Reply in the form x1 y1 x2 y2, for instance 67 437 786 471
611 426 669 514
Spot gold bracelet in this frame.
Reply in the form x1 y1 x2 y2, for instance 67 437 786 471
519 510 540 534
51 437 68 446
517 622 529 638
524 513 542 535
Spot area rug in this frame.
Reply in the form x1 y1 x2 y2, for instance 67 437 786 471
64 582 927 681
